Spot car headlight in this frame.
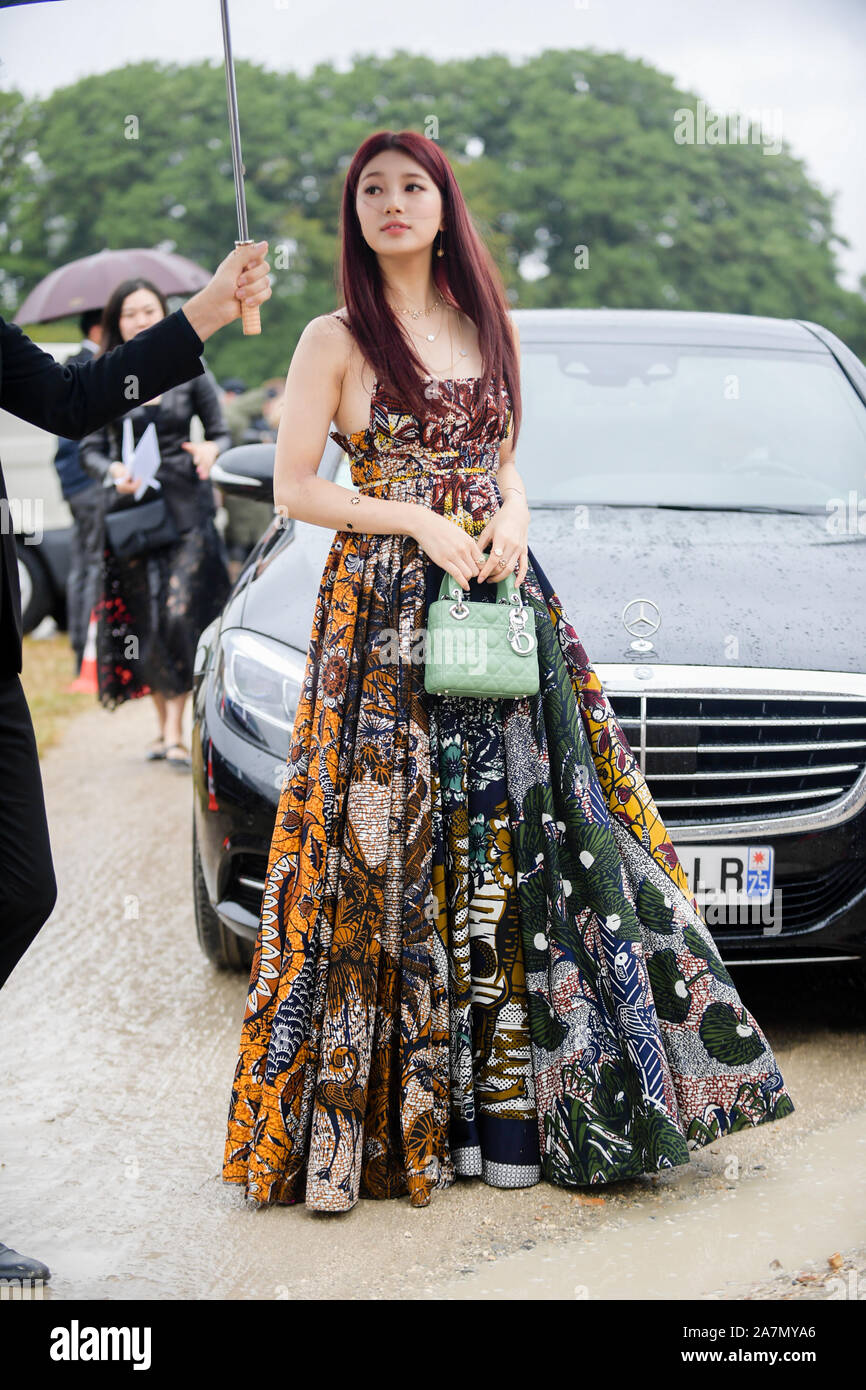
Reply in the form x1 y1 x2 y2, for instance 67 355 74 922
212 628 305 757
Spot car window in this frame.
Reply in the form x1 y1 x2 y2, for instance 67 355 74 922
517 344 866 510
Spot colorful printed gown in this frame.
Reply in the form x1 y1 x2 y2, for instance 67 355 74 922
223 325 795 1212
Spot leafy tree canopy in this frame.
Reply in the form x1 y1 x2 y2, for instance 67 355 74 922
2 47 864 385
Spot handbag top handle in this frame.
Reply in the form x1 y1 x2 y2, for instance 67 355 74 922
436 565 519 605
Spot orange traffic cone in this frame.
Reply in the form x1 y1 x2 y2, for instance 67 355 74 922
68 605 99 694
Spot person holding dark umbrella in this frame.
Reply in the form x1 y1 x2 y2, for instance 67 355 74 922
51 308 106 675
78 276 235 761
0 240 271 1283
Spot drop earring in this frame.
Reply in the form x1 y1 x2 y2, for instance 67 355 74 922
437 227 445 257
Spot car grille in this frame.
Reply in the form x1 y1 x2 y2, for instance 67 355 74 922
608 690 866 828
770 856 866 934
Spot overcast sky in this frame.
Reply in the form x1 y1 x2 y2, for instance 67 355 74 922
2 0 864 290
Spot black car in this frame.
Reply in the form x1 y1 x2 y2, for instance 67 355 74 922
15 524 72 634
191 308 866 973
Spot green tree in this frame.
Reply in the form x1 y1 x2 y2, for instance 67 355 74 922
2 48 864 383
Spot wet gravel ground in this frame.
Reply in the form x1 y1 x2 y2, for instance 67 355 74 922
1 690 864 1301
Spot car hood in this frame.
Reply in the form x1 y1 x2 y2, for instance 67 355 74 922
233 505 866 674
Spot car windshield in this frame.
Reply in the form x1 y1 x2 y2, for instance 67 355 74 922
517 343 866 510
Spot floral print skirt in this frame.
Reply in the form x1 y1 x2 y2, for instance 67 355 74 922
223 516 795 1212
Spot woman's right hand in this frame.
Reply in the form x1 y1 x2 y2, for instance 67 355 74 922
411 511 486 592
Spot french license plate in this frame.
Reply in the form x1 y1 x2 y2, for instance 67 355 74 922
676 844 775 906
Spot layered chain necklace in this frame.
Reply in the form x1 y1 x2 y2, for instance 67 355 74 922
390 289 469 381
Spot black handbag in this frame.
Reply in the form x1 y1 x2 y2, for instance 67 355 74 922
104 492 180 558
102 419 180 558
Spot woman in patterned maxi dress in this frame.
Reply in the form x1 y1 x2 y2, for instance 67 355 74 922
223 130 795 1213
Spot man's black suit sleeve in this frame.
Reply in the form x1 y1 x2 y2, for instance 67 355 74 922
0 308 206 439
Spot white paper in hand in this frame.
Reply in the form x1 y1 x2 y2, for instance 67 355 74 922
122 417 162 500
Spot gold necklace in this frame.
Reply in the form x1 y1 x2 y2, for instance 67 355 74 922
390 290 444 339
401 305 450 350
420 313 468 381
400 294 443 319
395 297 471 378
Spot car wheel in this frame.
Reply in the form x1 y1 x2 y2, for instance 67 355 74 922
192 815 254 972
16 544 52 632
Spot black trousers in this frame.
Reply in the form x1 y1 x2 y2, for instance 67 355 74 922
0 671 58 988
66 482 106 670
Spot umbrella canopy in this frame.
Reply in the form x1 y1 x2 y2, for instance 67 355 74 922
14 246 212 324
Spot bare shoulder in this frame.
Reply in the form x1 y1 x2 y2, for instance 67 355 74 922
299 310 350 346
293 312 351 383
325 307 355 342
508 313 521 349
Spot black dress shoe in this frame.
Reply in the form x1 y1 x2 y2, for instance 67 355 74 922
0 1241 51 1281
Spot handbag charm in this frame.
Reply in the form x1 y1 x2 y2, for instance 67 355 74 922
423 556 539 700
505 595 535 653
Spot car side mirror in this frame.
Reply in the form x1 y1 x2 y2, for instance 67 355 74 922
211 443 275 504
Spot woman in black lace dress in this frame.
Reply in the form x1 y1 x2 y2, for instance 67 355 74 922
79 278 232 767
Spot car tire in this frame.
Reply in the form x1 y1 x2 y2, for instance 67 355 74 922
16 544 53 632
192 815 254 972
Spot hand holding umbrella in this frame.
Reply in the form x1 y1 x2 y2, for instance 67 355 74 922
181 240 270 343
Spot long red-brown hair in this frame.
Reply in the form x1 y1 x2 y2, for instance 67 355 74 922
333 130 521 443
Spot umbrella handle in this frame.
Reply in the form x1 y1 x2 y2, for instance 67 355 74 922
235 238 262 336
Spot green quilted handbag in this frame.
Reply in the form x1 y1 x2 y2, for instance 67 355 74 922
423 560 539 699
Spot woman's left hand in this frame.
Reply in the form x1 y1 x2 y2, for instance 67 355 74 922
475 496 530 585
181 440 221 479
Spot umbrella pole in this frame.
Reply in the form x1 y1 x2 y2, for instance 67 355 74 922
220 0 261 336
